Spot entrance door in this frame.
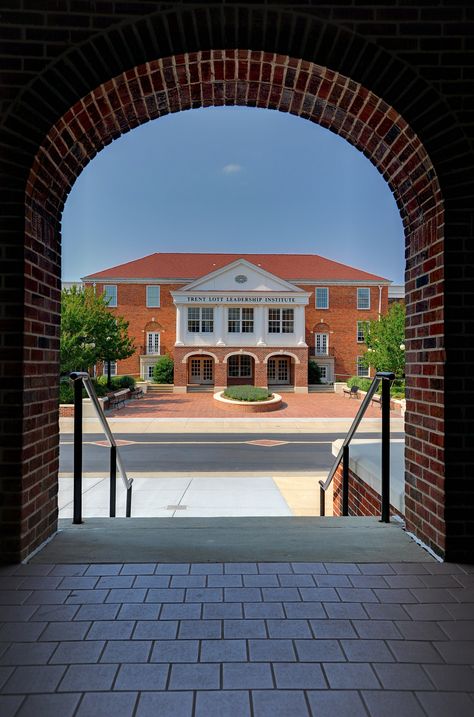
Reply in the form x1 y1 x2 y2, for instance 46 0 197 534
267 357 290 384
189 357 214 384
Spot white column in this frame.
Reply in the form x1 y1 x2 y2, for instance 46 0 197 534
216 306 226 346
175 304 184 346
295 306 307 346
256 306 266 346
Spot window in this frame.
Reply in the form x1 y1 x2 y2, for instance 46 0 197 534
146 332 160 354
103 360 117 376
357 321 369 343
319 365 328 380
357 356 369 377
228 307 254 333
104 285 117 307
187 307 214 333
315 287 329 309
357 287 370 310
228 355 252 378
146 285 160 307
315 333 328 355
268 308 294 333
147 365 155 379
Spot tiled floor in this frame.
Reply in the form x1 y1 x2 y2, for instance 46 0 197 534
106 392 397 419
1 561 473 716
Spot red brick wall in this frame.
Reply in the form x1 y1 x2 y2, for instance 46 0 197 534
333 463 404 521
302 284 388 381
88 280 387 383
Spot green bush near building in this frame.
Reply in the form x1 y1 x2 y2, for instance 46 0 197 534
347 375 405 398
152 355 174 384
223 385 272 402
308 360 322 384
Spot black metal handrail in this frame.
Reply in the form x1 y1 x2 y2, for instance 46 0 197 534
319 371 395 522
69 371 133 523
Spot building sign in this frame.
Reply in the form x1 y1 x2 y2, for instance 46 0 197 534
177 295 299 304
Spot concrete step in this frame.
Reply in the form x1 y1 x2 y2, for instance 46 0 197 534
147 384 174 393
32 516 434 564
309 384 335 393
187 385 215 393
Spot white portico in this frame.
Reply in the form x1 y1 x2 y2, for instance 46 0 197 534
171 260 311 392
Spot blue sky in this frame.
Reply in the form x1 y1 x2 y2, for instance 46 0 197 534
62 106 405 283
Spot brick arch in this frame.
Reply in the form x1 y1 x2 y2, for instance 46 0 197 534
181 351 220 365
144 321 163 332
263 351 301 365
223 351 260 365
21 50 446 561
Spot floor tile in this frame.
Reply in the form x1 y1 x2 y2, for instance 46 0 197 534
387 640 444 663
273 662 326 688
136 691 193 717
31 605 79 622
352 620 402 639
120 564 156 575
134 621 178 639
195 690 250 717
208 575 242 588
243 575 279 587
283 601 325 619
203 602 243 619
266 618 311 638
2 665 66 694
151 640 199 663
323 602 367 619
0 642 58 666
223 662 273 689
200 639 247 662
160 603 201 620
87 620 135 640
248 639 296 662
145 589 184 603
40 621 90 641
362 690 425 717
101 640 151 663
278 574 315 587
373 663 434 690
252 690 310 716
178 620 220 639
105 589 147 604
225 588 261 602
224 563 258 574
224 620 266 639
96 576 135 589
243 602 283 619
422 664 474 691
307 690 368 717
74 604 120 620
50 640 105 664
324 663 380 689
341 639 394 662
171 575 206 588
75 691 137 717
0 696 24 717
84 565 123 576
114 663 168 690
0 623 46 642
58 664 117 691
395 620 447 641
169 663 219 690
295 639 345 662
416 691 474 717
15 693 81 717
186 588 223 603
311 619 357 638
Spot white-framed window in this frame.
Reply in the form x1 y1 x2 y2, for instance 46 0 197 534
146 332 160 355
357 287 371 310
315 333 329 355
147 365 155 379
228 354 252 378
146 285 160 307
268 308 294 333
104 285 117 307
357 321 369 343
319 365 328 380
103 360 117 376
187 307 214 333
357 356 370 377
315 287 329 309
228 307 254 333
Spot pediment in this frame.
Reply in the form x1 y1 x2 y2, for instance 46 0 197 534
181 259 304 293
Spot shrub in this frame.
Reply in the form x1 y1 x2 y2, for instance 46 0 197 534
347 376 372 393
115 375 135 389
59 382 75 404
308 360 322 384
152 355 174 383
223 385 272 402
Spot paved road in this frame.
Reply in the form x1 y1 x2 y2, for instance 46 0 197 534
59 432 404 474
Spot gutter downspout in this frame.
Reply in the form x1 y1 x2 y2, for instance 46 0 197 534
378 285 383 319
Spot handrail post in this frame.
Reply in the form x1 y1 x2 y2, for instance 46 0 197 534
320 484 325 517
380 375 391 523
342 445 349 516
110 445 117 518
72 376 83 524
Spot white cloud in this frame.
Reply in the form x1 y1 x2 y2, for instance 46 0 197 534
222 163 243 174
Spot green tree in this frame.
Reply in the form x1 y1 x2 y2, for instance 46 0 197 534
60 286 135 380
152 355 174 383
362 302 405 378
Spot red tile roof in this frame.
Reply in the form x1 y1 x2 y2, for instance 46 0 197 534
82 253 390 283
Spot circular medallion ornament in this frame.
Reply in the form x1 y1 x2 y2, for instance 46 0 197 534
235 274 248 284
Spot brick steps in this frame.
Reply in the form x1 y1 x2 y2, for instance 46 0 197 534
147 384 174 393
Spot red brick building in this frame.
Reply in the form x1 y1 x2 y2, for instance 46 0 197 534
83 253 389 393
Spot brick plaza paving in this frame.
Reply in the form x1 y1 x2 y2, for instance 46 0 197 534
106 392 396 419
1 561 473 716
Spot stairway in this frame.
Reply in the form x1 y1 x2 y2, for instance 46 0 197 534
187 385 215 393
146 383 174 393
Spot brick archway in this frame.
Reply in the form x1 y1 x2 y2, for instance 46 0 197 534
22 51 445 559
6 15 466 561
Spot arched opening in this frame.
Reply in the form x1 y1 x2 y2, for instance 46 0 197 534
20 50 446 560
